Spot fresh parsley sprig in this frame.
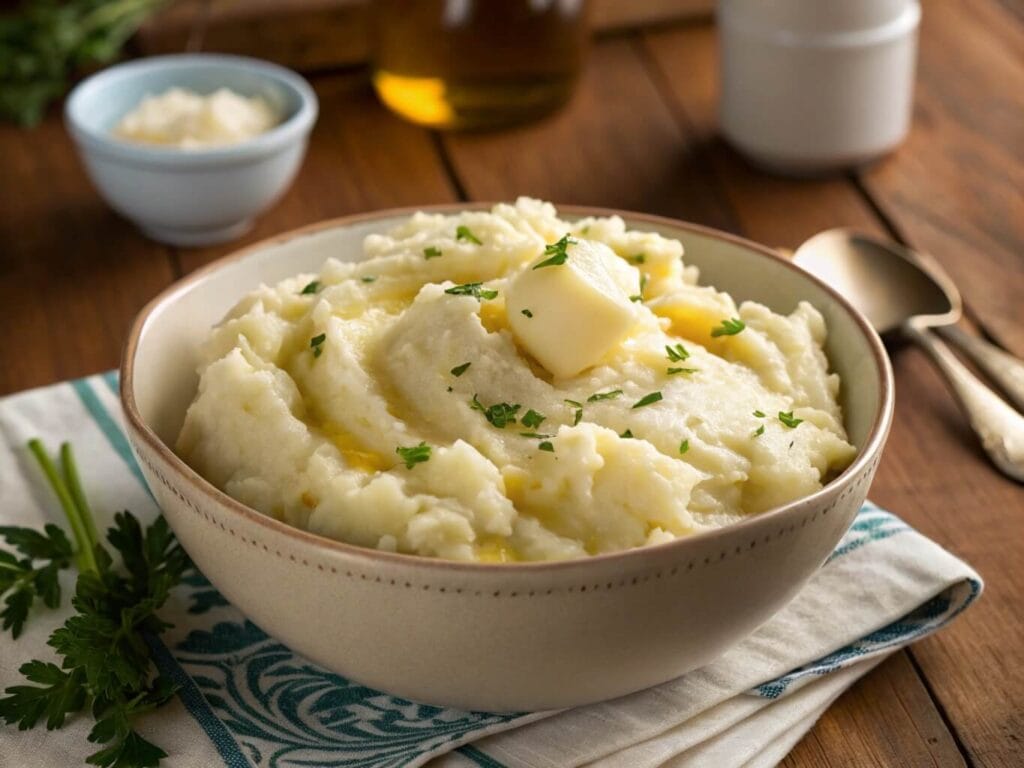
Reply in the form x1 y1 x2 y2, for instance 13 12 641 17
533 234 576 270
0 440 188 768
445 283 498 301
711 318 746 337
470 395 521 428
0 523 73 638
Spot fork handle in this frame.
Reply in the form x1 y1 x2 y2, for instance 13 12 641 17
904 322 1024 483
937 325 1024 413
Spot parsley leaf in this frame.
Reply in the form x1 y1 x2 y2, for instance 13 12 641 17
564 399 584 426
753 410 766 418
667 367 697 376
445 282 498 301
587 390 623 403
424 246 442 259
538 442 555 452
665 343 689 362
450 362 471 377
299 280 321 295
471 395 521 428
360 276 378 283
0 523 73 638
456 225 482 245
630 253 645 264
396 442 431 469
679 439 690 454
521 309 533 318
753 425 765 437
711 318 746 337
533 234 576 270
520 432 553 439
310 333 326 358
630 274 648 303
778 411 804 428
632 391 663 409
521 409 546 429
620 429 634 438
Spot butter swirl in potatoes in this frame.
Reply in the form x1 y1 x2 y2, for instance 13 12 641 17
177 199 856 562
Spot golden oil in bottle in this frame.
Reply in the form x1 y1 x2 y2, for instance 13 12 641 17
371 0 589 130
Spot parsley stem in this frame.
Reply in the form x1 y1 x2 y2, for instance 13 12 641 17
27 439 98 575
60 442 100 556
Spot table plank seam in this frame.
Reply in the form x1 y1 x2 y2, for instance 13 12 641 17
906 647 979 768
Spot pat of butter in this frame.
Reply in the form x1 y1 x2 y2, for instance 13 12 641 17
506 238 638 379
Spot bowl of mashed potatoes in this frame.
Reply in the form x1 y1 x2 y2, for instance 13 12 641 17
121 200 893 711
65 54 317 246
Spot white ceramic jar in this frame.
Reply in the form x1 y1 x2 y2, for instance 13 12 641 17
718 0 920 175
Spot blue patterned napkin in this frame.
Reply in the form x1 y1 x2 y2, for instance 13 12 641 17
0 374 981 768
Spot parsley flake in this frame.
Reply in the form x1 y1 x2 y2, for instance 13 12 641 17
667 367 697 376
310 333 326 358
300 280 321 295
522 409 546 429
564 399 584 425
620 429 634 438
778 411 804 428
753 410 766 418
445 282 499 300
455 225 482 245
630 274 648 302
632 391 663 409
533 234 577 270
711 318 746 337
520 432 553 439
679 439 690 454
521 309 533 318
450 362 471 377
360 275 378 283
471 395 521 428
396 442 431 469
424 246 442 259
538 441 555 452
753 425 765 437
666 343 689 362
587 390 623 403
630 253 646 264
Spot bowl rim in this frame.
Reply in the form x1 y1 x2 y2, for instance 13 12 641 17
64 53 318 169
120 204 894 573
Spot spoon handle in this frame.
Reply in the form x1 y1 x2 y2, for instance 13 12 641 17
904 323 1024 483
937 325 1024 413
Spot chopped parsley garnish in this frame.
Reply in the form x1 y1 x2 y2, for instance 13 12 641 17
667 367 697 376
711 318 746 337
521 309 533 318
533 234 576 270
630 275 648 303
445 282 498 300
310 333 326 358
587 389 623 403
396 442 431 469
360 275 378 283
521 409 546 429
450 362 471 377
300 280 321 295
471 395 521 428
632 391 663 409
630 253 646 264
753 425 765 437
455 225 482 245
580 224 591 235
564 399 584 425
538 441 555 452
753 410 766 418
679 439 690 454
620 429 634 438
424 246 442 259
520 432 553 439
666 343 689 362
778 411 804 428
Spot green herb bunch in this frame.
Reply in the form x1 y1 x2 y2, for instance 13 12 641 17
0 439 187 767
0 0 167 126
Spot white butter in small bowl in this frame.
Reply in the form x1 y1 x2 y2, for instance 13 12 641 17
113 87 279 148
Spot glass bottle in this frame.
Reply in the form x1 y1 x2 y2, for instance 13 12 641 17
371 0 590 130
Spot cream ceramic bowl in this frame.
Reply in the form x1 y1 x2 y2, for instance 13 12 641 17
121 207 893 712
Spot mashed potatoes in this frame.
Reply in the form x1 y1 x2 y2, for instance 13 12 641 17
177 199 856 562
113 87 278 148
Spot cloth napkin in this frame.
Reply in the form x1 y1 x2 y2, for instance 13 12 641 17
0 373 982 768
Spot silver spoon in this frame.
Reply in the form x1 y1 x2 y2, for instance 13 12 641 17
793 229 1024 483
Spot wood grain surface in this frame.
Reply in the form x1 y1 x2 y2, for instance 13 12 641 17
0 2 1021 765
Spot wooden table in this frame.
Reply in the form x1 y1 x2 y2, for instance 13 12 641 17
1 2 1021 765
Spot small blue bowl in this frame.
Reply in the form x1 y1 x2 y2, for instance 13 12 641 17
65 54 318 246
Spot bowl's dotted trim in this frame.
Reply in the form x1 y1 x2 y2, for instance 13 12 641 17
134 443 880 598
